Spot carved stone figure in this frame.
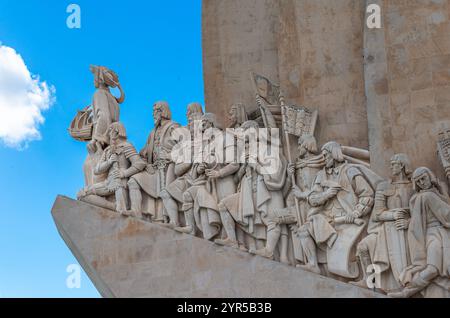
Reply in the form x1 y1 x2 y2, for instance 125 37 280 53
175 113 238 240
215 120 288 262
128 101 180 221
352 154 413 293
77 122 145 214
89 65 125 146
228 103 248 128
297 142 378 277
159 103 204 229
389 167 450 298
269 135 324 265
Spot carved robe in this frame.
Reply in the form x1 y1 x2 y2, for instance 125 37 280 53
131 120 179 198
183 133 239 240
400 189 450 297
221 154 287 241
308 163 377 278
364 180 413 292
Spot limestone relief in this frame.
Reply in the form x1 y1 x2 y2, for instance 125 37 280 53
68 67 450 298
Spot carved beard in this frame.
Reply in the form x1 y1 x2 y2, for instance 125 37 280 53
154 116 162 128
298 146 308 158
110 136 119 153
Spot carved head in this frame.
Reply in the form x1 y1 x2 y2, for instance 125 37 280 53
228 103 248 128
90 65 120 89
201 113 217 132
153 101 172 125
298 134 318 158
108 122 127 143
390 153 412 178
412 167 435 191
256 77 269 99
321 141 345 168
187 102 203 121
187 102 204 134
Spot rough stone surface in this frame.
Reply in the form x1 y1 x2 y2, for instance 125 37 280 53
202 0 369 149
202 0 450 179
52 195 384 298
365 0 450 178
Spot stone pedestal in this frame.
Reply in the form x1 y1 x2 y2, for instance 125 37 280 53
52 195 384 298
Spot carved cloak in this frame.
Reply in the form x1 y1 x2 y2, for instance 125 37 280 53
400 189 450 296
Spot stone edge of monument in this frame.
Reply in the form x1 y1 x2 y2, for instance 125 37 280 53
51 195 385 298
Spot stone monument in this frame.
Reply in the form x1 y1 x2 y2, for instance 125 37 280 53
55 1 450 298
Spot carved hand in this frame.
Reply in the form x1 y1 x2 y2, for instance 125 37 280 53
206 169 221 179
287 163 296 177
395 218 409 231
198 163 206 175
345 214 355 224
111 169 125 179
109 154 119 165
293 186 307 200
352 210 362 219
146 164 155 174
326 187 339 199
76 188 87 199
256 94 263 107
393 209 408 220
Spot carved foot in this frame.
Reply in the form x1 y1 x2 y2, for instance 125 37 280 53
349 279 368 289
174 225 195 235
121 210 137 218
388 287 420 298
214 238 239 249
296 264 321 275
280 256 290 265
141 213 152 221
238 245 248 253
252 248 274 260
76 189 87 200
160 223 178 230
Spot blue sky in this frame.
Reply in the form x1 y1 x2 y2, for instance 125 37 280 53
0 0 204 297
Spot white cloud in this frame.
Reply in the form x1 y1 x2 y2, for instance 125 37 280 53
0 44 55 149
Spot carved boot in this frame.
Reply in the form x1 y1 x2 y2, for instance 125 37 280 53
214 238 239 249
174 205 195 235
115 187 128 216
160 190 180 229
350 249 372 289
252 227 280 260
297 230 321 275
128 179 142 216
215 209 239 248
388 287 421 298
279 231 290 265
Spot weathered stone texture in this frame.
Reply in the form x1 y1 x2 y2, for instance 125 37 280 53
203 0 450 178
365 0 450 178
52 196 384 298
203 0 369 148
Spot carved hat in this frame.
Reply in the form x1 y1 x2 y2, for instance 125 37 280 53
187 102 203 116
298 134 318 154
201 113 218 128
108 122 127 139
187 103 204 125
390 153 412 176
412 167 439 191
90 65 120 88
321 141 345 163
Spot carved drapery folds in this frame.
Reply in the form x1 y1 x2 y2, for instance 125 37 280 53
69 68 450 298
